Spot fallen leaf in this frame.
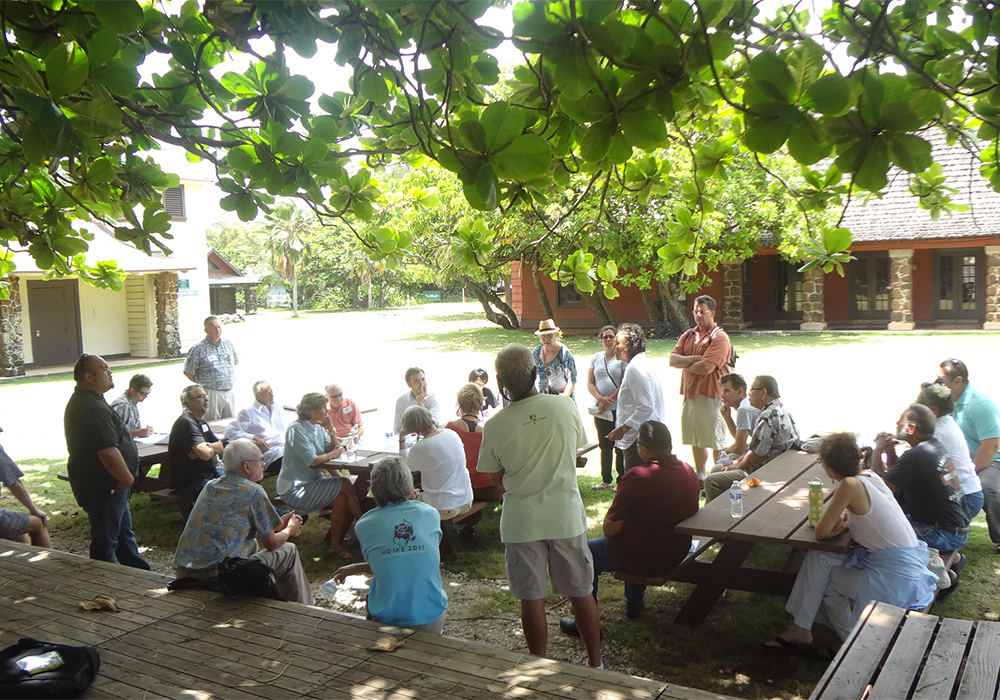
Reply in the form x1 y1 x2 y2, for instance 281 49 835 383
79 594 120 612
366 640 405 653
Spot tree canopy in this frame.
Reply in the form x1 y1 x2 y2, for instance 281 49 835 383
1 0 995 301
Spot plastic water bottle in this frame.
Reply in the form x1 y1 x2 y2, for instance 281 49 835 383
344 437 357 462
385 431 395 451
318 577 338 598
730 480 743 518
716 452 731 468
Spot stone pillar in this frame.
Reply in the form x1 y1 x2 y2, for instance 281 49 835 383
720 262 745 329
154 272 182 358
800 266 828 331
984 246 1000 330
888 249 915 330
0 278 25 377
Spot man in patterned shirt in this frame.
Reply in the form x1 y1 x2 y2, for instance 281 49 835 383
0 435 49 547
704 375 800 502
110 373 154 438
183 316 239 420
173 439 313 604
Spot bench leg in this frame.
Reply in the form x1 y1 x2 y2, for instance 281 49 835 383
675 540 754 627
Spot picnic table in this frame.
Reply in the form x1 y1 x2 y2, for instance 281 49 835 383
810 600 1000 700
669 450 853 626
0 540 735 700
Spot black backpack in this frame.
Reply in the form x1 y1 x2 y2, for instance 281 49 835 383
217 556 286 601
680 326 738 370
0 638 100 698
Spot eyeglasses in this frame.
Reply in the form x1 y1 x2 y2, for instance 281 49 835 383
138 390 151 397
328 393 343 400
749 387 763 392
193 394 208 400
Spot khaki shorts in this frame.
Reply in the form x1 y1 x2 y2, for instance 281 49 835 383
681 396 728 450
504 533 594 600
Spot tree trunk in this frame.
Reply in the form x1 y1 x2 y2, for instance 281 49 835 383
655 276 690 337
530 260 555 320
596 290 618 327
504 274 512 307
466 279 520 329
581 290 613 327
291 268 299 317
378 284 386 308
639 287 664 327
351 281 359 309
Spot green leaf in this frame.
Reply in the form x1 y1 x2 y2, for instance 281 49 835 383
886 133 932 173
310 115 341 143
459 120 488 154
46 42 89 99
86 157 115 184
13 54 48 98
92 0 145 34
618 110 667 149
491 134 551 180
554 43 592 101
480 102 523 154
821 227 852 254
853 137 890 191
580 117 616 162
743 114 791 153
351 197 373 220
227 145 255 171
276 75 315 101
747 50 795 102
87 29 119 68
787 121 831 164
301 137 328 166
806 74 852 115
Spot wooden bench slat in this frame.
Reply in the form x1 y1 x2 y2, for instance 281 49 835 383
811 601 904 700
614 538 719 586
956 619 1000 700
869 611 937 700
912 617 973 700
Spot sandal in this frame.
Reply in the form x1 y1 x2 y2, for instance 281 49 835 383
762 637 824 659
329 547 352 560
591 482 614 491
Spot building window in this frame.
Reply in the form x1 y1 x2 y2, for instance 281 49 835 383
556 283 584 308
849 253 891 320
933 249 982 320
162 185 186 221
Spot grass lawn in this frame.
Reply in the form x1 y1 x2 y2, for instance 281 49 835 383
8 314 1000 699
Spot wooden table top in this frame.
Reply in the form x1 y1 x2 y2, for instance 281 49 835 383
0 541 734 700
676 451 853 554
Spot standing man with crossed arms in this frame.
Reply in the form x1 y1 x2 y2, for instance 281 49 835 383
184 316 239 420
669 295 732 480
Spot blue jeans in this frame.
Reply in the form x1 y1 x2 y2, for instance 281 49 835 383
588 537 645 604
907 516 968 553
86 489 149 569
963 491 984 523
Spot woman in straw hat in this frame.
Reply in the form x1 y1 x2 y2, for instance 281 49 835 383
532 319 577 400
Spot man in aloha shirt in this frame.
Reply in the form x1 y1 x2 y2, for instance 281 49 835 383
183 316 239 420
173 438 313 604
703 375 800 502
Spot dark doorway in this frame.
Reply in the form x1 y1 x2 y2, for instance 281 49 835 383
848 253 891 321
770 258 802 321
26 280 82 366
933 249 982 321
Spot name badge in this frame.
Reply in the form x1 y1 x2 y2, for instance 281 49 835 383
343 406 353 414
207 353 217 363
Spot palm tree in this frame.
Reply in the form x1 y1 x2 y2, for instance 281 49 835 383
262 202 313 317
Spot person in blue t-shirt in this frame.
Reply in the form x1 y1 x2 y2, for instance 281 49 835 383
333 457 447 634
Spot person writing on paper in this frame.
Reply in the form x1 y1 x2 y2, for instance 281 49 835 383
764 432 937 654
278 392 361 558
110 373 154 438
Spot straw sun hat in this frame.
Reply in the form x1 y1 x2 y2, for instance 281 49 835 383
534 319 560 335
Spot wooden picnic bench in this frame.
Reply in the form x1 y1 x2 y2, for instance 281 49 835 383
634 450 853 626
0 540 735 700
810 600 1000 700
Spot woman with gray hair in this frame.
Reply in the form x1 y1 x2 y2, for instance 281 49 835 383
279 392 361 558
332 457 448 634
401 405 473 519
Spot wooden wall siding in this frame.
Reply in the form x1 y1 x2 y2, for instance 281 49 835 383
912 248 934 322
823 268 849 322
78 282 129 355
125 275 154 358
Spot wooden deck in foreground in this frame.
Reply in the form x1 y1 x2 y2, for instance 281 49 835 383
0 541 734 699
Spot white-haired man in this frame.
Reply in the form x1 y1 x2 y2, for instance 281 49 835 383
323 382 364 439
224 380 286 474
478 344 603 670
174 438 312 604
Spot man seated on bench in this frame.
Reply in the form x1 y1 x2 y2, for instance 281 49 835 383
323 382 365 440
174 439 313 604
224 380 285 475
168 385 224 504
719 373 759 458
704 375 800 502
560 421 698 636
873 404 970 559
0 438 50 547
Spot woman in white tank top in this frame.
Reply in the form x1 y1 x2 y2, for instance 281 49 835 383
764 433 937 654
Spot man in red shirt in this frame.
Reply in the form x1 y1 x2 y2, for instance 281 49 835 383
669 294 732 479
560 421 700 633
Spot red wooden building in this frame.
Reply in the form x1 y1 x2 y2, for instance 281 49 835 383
512 134 1000 333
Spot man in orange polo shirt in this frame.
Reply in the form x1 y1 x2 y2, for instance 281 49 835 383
669 295 732 479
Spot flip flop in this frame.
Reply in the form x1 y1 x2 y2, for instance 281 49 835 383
329 548 352 560
951 553 967 578
761 637 823 659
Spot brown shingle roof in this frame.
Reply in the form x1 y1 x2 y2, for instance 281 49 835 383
840 129 1000 242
